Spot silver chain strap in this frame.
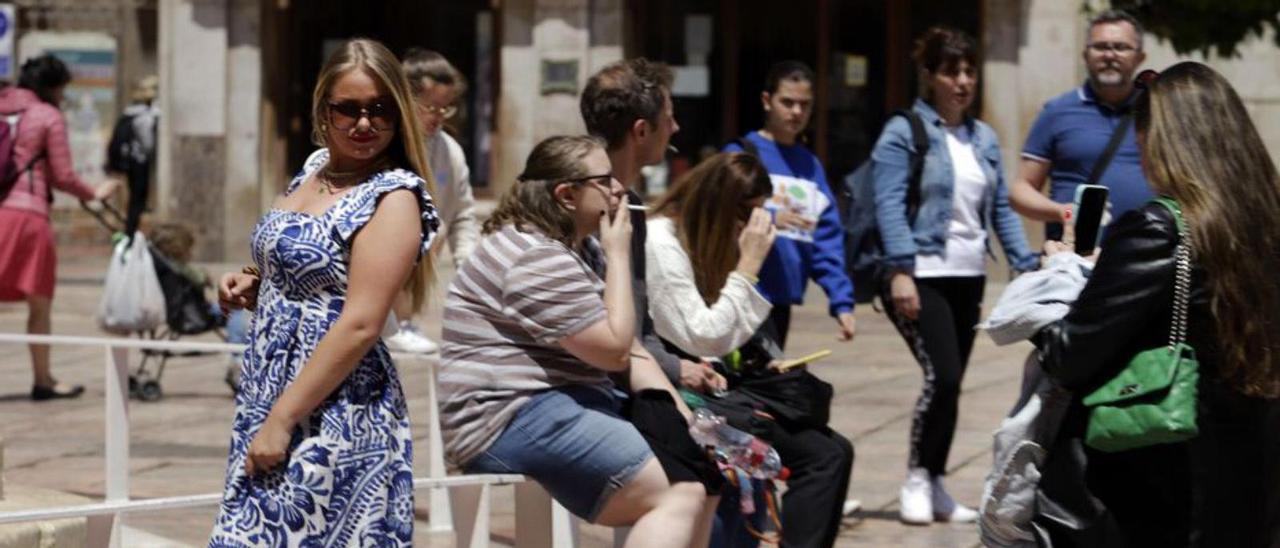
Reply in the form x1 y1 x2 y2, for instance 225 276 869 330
1168 207 1193 350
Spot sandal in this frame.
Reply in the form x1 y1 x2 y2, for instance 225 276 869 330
31 383 85 401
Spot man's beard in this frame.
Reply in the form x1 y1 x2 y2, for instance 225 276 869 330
1092 68 1126 87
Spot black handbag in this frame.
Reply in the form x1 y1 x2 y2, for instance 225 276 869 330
731 367 835 429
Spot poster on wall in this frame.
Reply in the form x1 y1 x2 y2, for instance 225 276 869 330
18 32 117 202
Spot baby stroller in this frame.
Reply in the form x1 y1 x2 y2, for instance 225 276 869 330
83 200 237 401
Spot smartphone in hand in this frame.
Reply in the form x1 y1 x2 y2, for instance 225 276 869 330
1072 184 1109 256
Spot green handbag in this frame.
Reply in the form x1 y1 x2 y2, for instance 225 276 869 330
1081 197 1199 453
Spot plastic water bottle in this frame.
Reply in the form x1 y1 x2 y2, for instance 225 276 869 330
687 408 787 480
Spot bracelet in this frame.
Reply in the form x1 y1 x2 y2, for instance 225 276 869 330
242 265 261 277
735 270 759 284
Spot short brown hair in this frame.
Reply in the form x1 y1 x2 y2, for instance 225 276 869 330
148 222 196 263
911 26 979 74
580 58 673 150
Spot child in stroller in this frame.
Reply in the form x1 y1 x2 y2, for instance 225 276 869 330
147 222 250 395
86 201 248 400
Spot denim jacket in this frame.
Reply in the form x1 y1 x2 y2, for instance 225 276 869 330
869 99 1037 274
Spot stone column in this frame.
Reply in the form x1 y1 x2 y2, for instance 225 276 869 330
982 0 1084 174
223 0 261 262
157 0 229 261
493 0 624 198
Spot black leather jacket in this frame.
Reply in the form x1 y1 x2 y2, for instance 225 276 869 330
1033 202 1277 547
1038 202 1210 392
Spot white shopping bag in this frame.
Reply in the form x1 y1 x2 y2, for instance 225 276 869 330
98 233 167 334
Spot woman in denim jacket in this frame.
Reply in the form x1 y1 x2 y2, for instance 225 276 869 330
868 27 1036 525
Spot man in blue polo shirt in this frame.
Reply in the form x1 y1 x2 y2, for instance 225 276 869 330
1010 10 1152 240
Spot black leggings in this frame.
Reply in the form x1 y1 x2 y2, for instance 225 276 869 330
881 276 984 476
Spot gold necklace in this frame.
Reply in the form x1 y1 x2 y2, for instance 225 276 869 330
317 157 392 194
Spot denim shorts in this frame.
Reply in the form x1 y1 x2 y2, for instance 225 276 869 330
464 385 654 521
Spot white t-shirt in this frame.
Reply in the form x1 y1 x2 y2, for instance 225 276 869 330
914 124 988 278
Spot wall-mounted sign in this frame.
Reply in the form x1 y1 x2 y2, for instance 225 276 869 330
540 59 579 95
843 54 867 88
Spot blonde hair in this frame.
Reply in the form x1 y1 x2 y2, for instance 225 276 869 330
1136 61 1280 397
312 38 437 312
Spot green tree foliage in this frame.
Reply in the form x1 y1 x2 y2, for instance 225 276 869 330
1102 0 1280 57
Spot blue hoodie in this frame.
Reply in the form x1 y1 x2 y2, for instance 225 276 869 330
725 132 854 316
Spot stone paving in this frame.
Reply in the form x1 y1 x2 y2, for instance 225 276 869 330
0 249 1034 547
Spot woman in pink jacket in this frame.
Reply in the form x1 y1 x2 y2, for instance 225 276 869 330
0 55 117 400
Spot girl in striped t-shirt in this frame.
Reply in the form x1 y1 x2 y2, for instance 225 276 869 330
439 136 711 545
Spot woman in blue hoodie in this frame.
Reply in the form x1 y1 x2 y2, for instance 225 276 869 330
869 27 1036 525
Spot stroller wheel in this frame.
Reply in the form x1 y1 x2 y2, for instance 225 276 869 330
138 380 163 402
128 375 140 398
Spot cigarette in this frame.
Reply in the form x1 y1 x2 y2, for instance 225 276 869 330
667 144 679 154
626 204 649 212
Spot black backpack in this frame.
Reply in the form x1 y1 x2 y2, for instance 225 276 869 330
840 110 929 304
106 113 142 175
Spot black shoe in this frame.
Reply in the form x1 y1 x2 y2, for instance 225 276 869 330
31 383 85 401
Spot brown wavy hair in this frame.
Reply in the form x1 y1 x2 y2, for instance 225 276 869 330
652 152 773 303
311 38 436 312
484 135 605 247
1135 61 1280 397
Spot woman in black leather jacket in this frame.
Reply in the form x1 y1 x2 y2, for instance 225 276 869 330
1033 62 1280 547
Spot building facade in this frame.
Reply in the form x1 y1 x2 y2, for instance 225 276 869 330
20 0 1280 261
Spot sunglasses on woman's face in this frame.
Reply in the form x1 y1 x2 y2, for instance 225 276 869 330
327 99 398 131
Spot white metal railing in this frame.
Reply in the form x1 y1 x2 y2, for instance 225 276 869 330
0 332 582 548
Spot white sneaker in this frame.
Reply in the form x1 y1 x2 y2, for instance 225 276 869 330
899 468 933 525
385 322 439 354
842 498 862 516
930 475 978 523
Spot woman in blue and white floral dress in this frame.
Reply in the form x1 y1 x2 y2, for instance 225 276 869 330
210 39 439 547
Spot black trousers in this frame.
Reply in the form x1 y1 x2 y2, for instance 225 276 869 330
881 276 984 476
751 306 854 547
770 423 854 548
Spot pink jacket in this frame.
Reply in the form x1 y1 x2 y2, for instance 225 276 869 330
0 86 96 216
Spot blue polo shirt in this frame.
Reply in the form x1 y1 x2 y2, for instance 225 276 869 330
1022 82 1152 238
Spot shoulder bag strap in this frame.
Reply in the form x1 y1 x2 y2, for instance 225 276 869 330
899 110 929 222
1153 197 1192 349
1084 113 1133 188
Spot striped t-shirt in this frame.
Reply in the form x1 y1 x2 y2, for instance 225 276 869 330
438 224 612 466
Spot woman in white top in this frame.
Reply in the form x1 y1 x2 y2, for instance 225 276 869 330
646 152 857 547
645 152 775 367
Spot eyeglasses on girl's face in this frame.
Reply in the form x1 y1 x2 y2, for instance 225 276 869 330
418 102 458 120
327 98 398 131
